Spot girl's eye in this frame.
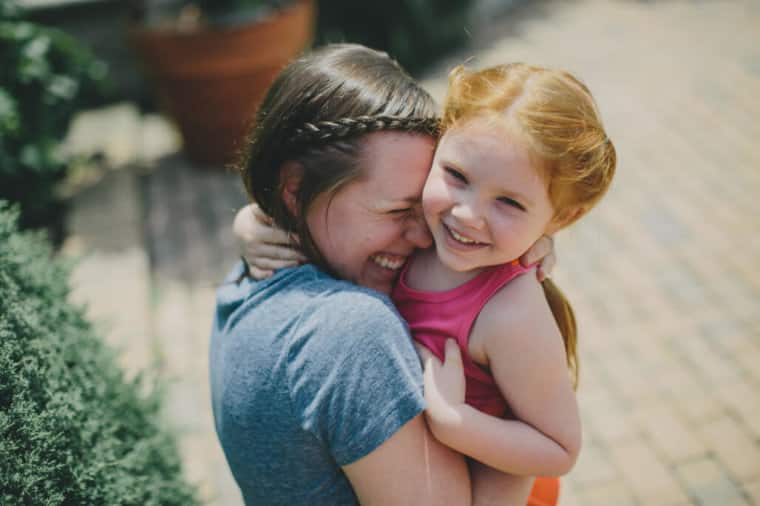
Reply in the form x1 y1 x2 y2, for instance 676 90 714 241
497 197 526 212
388 208 412 215
445 167 467 183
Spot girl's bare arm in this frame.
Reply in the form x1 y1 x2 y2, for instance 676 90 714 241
233 203 305 278
420 273 581 477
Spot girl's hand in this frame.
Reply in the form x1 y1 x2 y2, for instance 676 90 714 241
519 235 556 282
234 204 306 280
416 339 466 426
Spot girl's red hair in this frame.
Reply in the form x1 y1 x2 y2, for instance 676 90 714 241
442 63 617 386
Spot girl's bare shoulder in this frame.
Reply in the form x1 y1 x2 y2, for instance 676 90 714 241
469 270 557 363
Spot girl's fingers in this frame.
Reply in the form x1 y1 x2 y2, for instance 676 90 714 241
520 234 553 267
236 204 297 248
250 203 273 226
443 339 463 368
247 243 306 263
244 256 301 272
257 225 297 248
248 266 274 281
537 247 556 279
414 342 438 365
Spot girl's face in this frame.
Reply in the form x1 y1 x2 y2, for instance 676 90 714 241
307 132 435 294
422 119 561 273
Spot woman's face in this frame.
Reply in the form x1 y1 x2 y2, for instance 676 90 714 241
306 132 435 294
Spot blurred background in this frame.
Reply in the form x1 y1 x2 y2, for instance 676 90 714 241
1 0 758 505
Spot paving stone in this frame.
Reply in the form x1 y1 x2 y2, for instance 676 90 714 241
608 439 690 504
62 169 152 379
743 479 760 506
699 416 760 482
557 481 580 506
632 399 708 464
576 480 638 506
571 443 620 487
676 458 751 506
716 380 760 437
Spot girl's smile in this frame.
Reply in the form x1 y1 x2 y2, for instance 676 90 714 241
422 119 560 275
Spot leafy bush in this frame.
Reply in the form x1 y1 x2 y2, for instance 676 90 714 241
317 0 474 73
0 202 199 506
0 0 107 231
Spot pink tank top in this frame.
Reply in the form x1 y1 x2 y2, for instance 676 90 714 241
392 259 533 417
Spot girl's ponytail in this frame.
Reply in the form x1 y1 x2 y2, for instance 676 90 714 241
541 279 578 388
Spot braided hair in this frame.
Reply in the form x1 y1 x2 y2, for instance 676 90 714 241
239 44 438 273
286 115 439 153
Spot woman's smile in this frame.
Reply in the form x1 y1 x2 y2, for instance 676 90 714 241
370 253 407 271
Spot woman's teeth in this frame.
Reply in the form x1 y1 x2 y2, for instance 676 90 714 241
371 254 405 270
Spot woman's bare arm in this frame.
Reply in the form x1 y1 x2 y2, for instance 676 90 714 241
343 414 471 506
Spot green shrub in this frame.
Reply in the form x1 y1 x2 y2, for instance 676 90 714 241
317 0 474 74
0 202 199 506
0 0 107 231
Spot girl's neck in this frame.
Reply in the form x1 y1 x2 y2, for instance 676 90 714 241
406 247 485 292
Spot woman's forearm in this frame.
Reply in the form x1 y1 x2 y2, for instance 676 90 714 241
426 404 579 477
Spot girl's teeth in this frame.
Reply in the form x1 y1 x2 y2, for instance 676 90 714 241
449 227 477 244
371 255 404 270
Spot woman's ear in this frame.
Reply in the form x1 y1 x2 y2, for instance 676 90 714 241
546 206 585 235
280 161 304 217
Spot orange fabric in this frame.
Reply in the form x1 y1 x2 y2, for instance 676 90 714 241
527 477 560 506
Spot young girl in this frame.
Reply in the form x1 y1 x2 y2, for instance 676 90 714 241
238 62 616 505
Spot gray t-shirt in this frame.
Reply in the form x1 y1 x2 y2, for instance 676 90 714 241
209 263 425 506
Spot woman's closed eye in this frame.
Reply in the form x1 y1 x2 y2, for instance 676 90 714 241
387 207 417 221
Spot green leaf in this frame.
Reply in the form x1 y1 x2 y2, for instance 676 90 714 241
0 88 20 134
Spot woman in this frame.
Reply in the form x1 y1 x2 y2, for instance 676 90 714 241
210 44 553 506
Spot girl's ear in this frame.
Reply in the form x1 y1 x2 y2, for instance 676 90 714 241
280 161 304 217
546 206 585 235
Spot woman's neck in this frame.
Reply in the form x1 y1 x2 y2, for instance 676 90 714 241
406 247 484 292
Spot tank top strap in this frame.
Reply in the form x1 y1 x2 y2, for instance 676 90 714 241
455 260 536 344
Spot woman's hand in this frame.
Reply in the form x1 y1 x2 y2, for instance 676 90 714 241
234 204 306 280
415 340 466 427
519 235 556 282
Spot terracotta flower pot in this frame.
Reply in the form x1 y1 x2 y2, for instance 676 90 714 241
131 0 315 166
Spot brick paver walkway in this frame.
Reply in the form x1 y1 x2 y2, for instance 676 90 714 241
63 1 759 505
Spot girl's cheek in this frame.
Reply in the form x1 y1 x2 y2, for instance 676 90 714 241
422 179 443 208
423 188 450 217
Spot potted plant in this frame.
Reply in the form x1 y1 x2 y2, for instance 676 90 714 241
130 0 315 166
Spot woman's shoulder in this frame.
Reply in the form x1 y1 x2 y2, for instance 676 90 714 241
227 263 407 333
285 269 419 385
299 268 407 332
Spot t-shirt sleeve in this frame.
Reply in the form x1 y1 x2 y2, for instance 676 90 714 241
286 289 425 466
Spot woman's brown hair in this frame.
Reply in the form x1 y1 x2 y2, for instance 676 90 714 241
442 63 617 386
239 44 439 273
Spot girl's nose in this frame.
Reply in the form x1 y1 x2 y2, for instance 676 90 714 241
451 202 485 229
